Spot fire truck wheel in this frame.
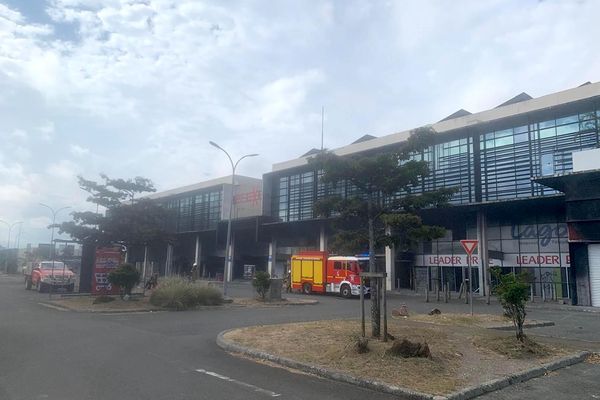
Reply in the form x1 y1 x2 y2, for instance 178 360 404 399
25 278 32 290
340 284 352 299
302 283 312 294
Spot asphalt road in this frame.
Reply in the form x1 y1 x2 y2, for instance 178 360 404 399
1 274 600 400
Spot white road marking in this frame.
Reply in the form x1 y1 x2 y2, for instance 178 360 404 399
195 369 281 397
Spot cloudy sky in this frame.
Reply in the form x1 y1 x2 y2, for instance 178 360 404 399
1 0 600 247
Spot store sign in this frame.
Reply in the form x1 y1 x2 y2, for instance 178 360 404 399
91 247 122 295
415 254 481 267
415 253 570 267
511 224 568 247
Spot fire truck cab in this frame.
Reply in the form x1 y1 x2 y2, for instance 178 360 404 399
290 251 369 298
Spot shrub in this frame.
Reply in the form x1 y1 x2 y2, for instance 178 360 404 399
108 263 141 297
492 268 530 342
149 277 223 310
252 271 271 300
351 335 369 354
387 338 431 358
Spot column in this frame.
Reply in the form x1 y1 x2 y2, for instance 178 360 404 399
477 210 488 297
319 225 327 252
226 233 235 282
385 226 395 290
194 235 201 266
268 239 276 276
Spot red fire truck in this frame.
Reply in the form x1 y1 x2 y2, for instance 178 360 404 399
290 251 370 298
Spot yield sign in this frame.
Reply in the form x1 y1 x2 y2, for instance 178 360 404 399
460 240 479 255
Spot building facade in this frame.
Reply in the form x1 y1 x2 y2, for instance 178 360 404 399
136 82 600 306
262 82 600 305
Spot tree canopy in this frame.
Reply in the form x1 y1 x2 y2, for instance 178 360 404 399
57 174 171 247
311 126 457 338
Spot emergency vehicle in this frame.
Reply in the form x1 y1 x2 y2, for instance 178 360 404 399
290 251 370 298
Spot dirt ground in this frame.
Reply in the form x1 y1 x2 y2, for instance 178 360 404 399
224 317 573 396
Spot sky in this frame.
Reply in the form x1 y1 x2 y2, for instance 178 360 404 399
1 0 600 248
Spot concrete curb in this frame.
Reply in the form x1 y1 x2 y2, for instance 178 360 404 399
217 329 590 400
487 321 555 330
39 301 164 313
443 351 590 400
217 329 435 400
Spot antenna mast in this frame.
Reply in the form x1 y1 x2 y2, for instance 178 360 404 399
320 106 324 151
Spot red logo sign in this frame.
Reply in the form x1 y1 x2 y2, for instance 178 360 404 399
460 240 479 256
91 247 122 295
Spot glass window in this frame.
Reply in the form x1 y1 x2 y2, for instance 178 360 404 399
556 122 579 136
494 135 513 147
539 127 556 139
556 115 578 125
514 132 528 143
541 153 554 176
334 261 342 270
539 120 555 129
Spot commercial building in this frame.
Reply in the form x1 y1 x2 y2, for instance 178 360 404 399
262 82 600 305
139 82 600 306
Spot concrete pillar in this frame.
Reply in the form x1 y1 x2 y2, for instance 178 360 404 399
319 225 327 252
194 235 201 266
268 240 276 276
226 233 235 282
476 210 488 296
385 226 395 290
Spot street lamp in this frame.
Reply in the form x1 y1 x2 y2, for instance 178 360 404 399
39 204 71 296
209 141 258 298
0 220 23 273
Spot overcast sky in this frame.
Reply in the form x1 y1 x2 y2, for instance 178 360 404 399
1 0 600 247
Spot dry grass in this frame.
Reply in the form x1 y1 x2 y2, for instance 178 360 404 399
225 318 569 396
409 313 510 327
586 353 600 364
473 336 556 359
50 296 161 312
231 298 315 307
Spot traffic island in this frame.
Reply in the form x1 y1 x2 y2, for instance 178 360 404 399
218 319 588 399
42 295 164 313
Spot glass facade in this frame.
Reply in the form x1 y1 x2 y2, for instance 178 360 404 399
164 189 222 233
271 108 599 222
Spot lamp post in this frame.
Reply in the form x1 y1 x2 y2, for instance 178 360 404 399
209 141 258 298
39 204 71 296
0 220 23 273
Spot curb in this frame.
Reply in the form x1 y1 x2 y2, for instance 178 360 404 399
444 351 590 400
39 301 164 314
217 329 590 400
487 321 555 331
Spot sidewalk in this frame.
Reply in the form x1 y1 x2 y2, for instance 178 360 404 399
388 288 600 314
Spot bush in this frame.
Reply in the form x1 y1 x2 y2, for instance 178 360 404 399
108 263 141 297
149 277 223 310
386 338 431 358
351 335 369 354
252 271 271 300
492 268 530 342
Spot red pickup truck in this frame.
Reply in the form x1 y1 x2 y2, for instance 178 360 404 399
24 261 76 293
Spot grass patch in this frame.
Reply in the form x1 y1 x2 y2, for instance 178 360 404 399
149 277 223 310
92 295 116 304
225 319 571 396
410 313 510 327
473 335 552 359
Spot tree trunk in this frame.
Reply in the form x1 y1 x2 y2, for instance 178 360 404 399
368 200 380 338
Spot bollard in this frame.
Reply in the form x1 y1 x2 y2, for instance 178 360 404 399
530 284 534 302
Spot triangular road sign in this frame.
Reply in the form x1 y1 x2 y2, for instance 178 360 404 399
460 240 479 255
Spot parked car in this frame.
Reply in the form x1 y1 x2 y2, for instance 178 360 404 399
23 261 75 293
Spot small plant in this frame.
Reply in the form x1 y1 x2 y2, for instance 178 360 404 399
492 268 530 342
252 271 271 300
108 263 141 298
149 277 223 310
351 335 369 354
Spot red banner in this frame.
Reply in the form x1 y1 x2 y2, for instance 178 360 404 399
91 247 122 295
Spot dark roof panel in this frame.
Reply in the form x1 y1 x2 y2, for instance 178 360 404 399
439 108 472 122
301 148 321 157
351 134 377 144
496 92 533 108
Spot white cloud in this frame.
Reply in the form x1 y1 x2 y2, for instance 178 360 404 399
0 0 599 245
